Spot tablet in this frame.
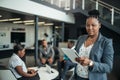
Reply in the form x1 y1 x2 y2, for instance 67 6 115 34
61 48 80 63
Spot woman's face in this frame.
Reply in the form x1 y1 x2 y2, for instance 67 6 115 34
67 42 73 49
18 49 25 58
86 17 101 37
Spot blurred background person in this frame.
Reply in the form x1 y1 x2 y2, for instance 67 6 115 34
38 39 55 67
8 44 40 80
58 40 77 80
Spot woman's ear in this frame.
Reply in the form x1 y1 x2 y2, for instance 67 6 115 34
18 50 21 55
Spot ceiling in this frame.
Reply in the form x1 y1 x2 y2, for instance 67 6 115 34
0 9 62 26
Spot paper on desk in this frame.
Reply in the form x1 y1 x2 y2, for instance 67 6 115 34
61 48 80 63
46 64 52 74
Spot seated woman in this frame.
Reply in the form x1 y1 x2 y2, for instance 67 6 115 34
8 44 40 80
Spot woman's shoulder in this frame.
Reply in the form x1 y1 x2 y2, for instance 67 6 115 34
101 35 112 42
100 34 113 45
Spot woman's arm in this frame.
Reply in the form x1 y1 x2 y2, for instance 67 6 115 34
90 39 114 73
15 66 37 77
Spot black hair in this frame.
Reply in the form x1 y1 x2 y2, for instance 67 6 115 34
88 9 100 19
14 44 24 54
87 9 101 24
68 40 75 45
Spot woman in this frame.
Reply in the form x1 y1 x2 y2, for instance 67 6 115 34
74 10 114 80
8 44 40 80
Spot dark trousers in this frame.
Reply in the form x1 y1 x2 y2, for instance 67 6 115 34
18 73 40 80
57 60 76 80
74 73 89 80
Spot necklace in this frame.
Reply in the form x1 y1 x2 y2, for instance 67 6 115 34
84 37 96 47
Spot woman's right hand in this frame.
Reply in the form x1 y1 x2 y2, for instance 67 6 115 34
29 72 37 77
75 57 91 66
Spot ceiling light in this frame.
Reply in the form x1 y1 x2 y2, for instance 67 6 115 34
23 20 34 23
24 22 45 25
44 23 54 26
38 22 45 25
0 19 9 22
13 21 23 24
0 15 2 17
0 18 20 22
24 22 34 25
55 26 60 29
8 18 21 21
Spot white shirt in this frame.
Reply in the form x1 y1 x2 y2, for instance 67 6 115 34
76 43 93 78
8 53 27 78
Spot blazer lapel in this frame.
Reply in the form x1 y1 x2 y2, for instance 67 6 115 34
89 33 102 59
75 35 87 52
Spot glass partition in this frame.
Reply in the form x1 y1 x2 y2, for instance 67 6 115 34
85 0 96 11
75 0 82 9
38 0 120 27
114 12 120 27
98 4 112 24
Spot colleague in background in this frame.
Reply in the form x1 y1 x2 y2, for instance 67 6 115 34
38 39 55 66
74 10 114 80
58 40 77 80
8 44 40 80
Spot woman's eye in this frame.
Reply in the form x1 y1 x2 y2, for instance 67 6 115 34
92 24 96 27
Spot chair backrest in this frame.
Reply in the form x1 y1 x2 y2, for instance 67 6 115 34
0 69 17 80
67 67 75 80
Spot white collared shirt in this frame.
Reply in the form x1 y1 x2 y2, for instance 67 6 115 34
8 53 27 78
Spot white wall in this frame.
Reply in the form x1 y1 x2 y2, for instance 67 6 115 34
0 22 53 50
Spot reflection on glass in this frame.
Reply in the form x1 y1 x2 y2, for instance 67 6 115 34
114 12 120 27
98 4 111 24
38 0 120 27
85 0 96 11
75 0 82 9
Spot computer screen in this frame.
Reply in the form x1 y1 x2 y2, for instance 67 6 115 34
11 32 25 43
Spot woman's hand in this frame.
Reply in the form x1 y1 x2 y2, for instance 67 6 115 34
16 66 37 77
75 57 91 66
29 71 37 77
28 69 37 74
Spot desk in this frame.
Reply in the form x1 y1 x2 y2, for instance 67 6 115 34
29 66 59 80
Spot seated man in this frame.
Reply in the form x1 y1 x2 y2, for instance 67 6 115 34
38 39 55 67
57 41 77 80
